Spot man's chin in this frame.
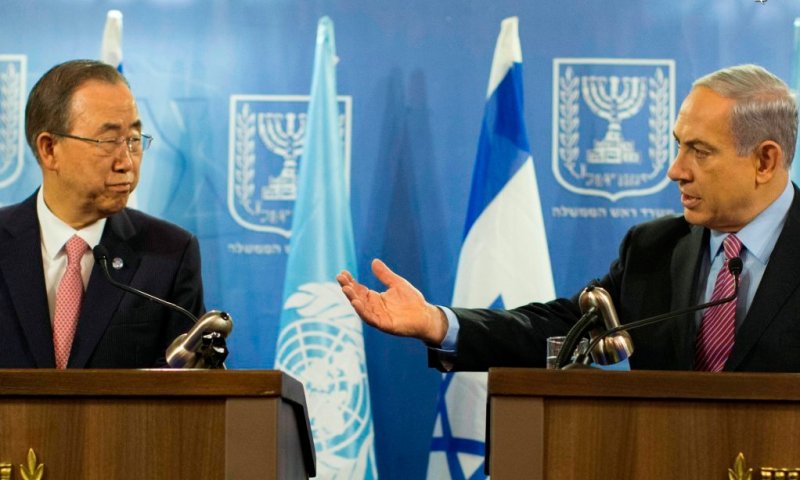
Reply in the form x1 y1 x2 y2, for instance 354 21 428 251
98 196 130 216
682 210 706 226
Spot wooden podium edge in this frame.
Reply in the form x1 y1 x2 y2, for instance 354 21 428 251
280 372 317 477
488 368 800 400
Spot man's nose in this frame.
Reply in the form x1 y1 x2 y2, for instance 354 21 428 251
112 147 134 171
667 151 689 182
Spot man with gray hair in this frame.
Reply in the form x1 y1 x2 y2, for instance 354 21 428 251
0 59 204 368
338 64 800 372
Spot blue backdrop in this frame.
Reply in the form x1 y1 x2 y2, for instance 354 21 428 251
1 1 798 478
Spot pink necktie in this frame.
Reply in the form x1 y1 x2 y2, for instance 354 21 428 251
53 235 87 369
694 234 743 372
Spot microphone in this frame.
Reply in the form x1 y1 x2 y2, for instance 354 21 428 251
92 245 233 369
93 245 198 322
164 310 233 368
569 256 743 368
577 284 634 365
554 281 634 369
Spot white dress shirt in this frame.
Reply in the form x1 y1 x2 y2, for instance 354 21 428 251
37 188 106 324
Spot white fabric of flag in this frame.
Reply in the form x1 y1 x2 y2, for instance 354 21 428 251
426 17 555 480
100 10 123 73
274 16 378 479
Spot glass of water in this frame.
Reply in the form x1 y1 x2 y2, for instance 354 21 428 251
546 336 589 369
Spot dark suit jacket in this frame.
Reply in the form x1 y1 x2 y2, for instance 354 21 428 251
0 192 203 368
442 185 800 372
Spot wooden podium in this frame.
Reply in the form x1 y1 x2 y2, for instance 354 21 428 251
0 370 315 480
488 368 800 479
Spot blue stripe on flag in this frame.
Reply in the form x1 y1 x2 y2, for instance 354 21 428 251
430 437 486 456
428 17 554 480
463 64 530 238
429 373 486 480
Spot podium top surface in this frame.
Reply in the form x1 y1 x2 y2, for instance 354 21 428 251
488 368 800 401
0 369 305 402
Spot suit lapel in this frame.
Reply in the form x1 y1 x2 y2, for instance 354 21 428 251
0 193 56 367
669 224 706 369
727 188 800 370
68 210 139 368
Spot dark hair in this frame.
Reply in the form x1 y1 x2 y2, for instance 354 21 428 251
24 59 130 161
694 64 798 167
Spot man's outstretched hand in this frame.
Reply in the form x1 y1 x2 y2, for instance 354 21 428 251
337 259 448 346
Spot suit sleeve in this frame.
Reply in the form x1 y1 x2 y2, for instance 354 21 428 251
430 226 638 372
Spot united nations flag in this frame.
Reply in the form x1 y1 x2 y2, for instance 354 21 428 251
273 17 378 479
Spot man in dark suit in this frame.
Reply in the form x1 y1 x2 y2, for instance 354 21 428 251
0 59 203 368
337 64 800 372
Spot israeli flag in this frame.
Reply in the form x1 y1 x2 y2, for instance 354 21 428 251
427 17 555 479
100 10 123 73
274 17 378 479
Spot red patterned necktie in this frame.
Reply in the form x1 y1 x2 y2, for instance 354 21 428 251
694 234 743 372
53 235 88 369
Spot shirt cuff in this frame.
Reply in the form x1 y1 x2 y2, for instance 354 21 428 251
426 306 459 362
439 306 460 351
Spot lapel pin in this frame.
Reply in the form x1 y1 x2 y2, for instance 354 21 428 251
112 257 124 270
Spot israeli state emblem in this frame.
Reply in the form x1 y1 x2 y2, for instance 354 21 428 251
0 55 26 190
227 95 352 236
552 58 675 201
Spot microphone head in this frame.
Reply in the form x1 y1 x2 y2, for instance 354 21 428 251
728 257 743 276
92 244 110 262
590 331 634 365
578 285 621 329
579 285 635 365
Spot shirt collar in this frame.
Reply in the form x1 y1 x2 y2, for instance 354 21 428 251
708 179 794 263
37 188 107 259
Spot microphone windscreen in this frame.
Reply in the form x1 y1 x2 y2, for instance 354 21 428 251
728 257 743 275
92 244 110 262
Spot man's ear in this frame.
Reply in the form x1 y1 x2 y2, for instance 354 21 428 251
753 140 783 185
35 132 58 170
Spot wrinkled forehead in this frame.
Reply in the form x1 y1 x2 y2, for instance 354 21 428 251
67 80 140 132
674 87 735 139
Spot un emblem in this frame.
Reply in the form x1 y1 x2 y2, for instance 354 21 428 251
0 55 26 190
552 58 675 201
275 282 375 478
227 95 352 236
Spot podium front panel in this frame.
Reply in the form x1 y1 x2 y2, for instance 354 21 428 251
0 370 314 480
489 368 800 479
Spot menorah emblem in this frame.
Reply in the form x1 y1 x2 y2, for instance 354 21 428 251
553 59 674 201
228 94 352 234
581 75 647 164
257 112 307 200
0 56 25 190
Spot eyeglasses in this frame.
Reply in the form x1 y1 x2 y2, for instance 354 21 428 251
52 132 153 155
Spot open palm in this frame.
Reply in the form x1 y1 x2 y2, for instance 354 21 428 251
337 259 446 344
